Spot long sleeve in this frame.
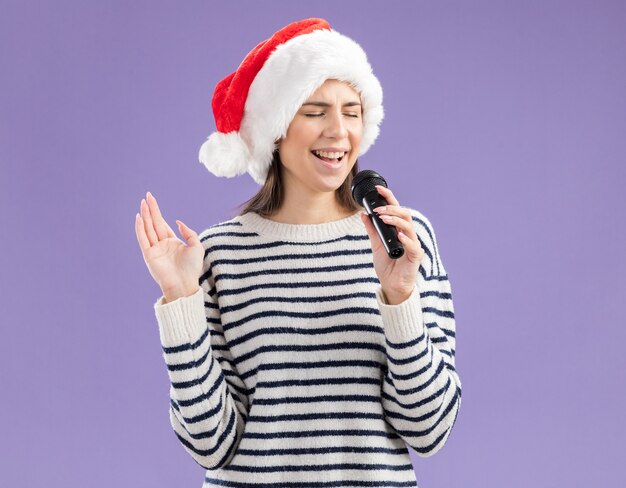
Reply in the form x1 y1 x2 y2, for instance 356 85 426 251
376 213 462 457
153 257 250 470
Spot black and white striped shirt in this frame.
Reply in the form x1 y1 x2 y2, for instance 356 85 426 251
153 208 461 487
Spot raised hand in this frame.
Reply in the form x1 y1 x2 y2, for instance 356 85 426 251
359 185 425 305
134 191 204 303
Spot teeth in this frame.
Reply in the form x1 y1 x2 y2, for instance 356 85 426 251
313 150 347 159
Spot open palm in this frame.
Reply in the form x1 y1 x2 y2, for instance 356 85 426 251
135 191 203 297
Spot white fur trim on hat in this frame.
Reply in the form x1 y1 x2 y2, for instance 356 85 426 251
200 28 384 186
242 29 384 185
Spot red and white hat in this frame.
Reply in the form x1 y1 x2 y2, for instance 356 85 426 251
198 18 384 185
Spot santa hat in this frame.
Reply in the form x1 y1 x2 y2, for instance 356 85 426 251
198 18 384 186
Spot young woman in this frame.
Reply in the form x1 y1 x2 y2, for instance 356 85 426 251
135 18 461 487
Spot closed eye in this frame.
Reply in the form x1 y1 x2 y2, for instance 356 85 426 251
304 113 360 118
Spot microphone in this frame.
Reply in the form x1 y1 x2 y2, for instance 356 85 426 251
351 170 404 260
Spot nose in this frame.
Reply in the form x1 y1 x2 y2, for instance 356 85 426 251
323 110 349 139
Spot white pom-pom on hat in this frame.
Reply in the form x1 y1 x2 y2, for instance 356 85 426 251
198 131 251 179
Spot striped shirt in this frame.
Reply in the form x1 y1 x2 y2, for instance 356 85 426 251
153 208 461 487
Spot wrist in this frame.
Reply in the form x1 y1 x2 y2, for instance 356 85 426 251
382 286 414 305
162 285 200 304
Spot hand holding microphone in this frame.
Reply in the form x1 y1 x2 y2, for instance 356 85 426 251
352 170 426 303
352 170 405 259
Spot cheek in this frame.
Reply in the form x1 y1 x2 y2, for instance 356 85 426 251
349 131 363 149
350 120 364 137
289 122 315 140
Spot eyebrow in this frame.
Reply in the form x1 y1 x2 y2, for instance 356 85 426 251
301 101 362 108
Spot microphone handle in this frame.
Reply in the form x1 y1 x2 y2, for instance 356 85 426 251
363 190 405 260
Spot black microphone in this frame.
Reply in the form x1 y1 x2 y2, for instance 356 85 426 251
351 170 404 260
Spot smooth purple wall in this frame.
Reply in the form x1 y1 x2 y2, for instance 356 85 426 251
2 0 624 486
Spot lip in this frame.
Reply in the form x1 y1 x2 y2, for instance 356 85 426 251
311 147 350 152
311 151 344 170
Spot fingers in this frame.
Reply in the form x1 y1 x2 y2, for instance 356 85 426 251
378 213 414 241
360 208 425 262
373 205 412 221
140 198 158 246
176 220 203 249
146 191 176 240
376 185 400 206
372 186 425 261
135 212 151 254
140 192 177 247
372 187 412 239
378 213 424 261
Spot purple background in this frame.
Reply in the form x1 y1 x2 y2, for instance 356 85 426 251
2 0 624 486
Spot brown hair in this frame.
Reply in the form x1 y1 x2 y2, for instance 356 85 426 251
235 148 361 218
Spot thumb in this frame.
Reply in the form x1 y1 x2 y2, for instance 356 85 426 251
176 220 202 249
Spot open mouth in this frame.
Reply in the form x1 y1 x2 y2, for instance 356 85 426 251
310 150 347 164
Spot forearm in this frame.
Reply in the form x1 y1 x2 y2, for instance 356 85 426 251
377 281 462 456
154 288 247 469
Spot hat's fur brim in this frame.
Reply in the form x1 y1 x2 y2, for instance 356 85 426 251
200 28 384 185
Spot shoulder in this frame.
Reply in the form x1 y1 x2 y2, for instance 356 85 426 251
194 214 246 281
402 206 437 247
197 214 246 251
402 206 447 277
404 206 435 236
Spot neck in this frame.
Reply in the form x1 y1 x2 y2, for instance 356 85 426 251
270 190 354 225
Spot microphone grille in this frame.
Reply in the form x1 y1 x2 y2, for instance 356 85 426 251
351 170 387 205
